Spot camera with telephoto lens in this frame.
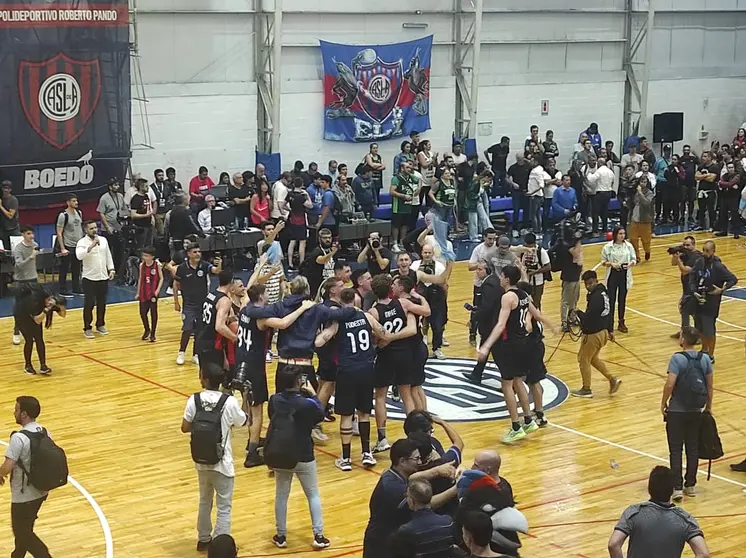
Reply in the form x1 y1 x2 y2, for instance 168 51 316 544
230 362 253 403
370 238 381 249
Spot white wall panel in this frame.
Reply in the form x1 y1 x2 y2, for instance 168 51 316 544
646 78 746 149
131 86 258 179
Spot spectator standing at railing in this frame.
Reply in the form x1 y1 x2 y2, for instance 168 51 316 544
149 169 172 237
365 143 386 205
229 172 252 229
352 166 376 219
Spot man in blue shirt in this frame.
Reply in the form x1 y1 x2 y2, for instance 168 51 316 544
315 175 338 237
550 174 578 221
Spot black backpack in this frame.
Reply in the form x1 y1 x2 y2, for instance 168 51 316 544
264 396 300 470
190 393 229 465
698 410 724 480
673 351 709 409
15 429 69 492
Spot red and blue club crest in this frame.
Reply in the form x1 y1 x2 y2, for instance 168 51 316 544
355 57 403 124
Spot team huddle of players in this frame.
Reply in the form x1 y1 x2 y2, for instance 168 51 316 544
179 243 554 465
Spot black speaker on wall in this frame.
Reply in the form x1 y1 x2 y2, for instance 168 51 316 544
653 112 684 143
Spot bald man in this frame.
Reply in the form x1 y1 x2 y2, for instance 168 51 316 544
473 450 502 479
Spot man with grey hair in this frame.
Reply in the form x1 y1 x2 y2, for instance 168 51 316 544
327 160 339 184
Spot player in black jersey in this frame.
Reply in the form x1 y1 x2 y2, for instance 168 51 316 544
316 289 389 471
368 274 429 452
238 284 316 467
196 270 238 368
315 277 345 425
478 265 556 444
517 281 549 428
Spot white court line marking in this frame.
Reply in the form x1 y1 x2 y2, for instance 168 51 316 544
626 306 744 342
717 316 746 331
0 440 114 558
550 422 746 490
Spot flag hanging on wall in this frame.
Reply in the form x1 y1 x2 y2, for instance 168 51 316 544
320 35 432 143
0 0 131 208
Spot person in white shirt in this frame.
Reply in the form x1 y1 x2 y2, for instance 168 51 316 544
527 159 545 234
76 220 115 339
634 159 657 192
198 195 216 233
542 158 562 232
182 363 247 552
620 144 643 171
447 141 468 166
588 157 616 233
0 396 53 558
271 172 291 220
517 232 551 310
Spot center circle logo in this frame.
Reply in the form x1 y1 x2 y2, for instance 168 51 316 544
386 357 569 422
368 74 392 104
39 73 81 122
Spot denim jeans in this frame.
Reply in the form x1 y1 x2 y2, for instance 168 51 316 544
480 189 490 216
274 460 323 536
529 195 543 233
197 470 235 543
511 189 528 229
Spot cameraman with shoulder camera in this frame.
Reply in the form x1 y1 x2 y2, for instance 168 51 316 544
357 232 392 277
669 235 701 338
688 240 738 362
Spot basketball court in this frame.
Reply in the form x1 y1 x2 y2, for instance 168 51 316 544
1 231 745 558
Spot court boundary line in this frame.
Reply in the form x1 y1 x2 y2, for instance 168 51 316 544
626 306 745 342
0 440 114 558
548 422 746 490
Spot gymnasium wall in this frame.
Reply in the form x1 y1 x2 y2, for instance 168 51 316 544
129 0 746 178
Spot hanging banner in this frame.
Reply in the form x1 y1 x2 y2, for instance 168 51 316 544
0 0 131 208
320 35 432 143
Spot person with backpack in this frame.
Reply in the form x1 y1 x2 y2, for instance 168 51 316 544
661 326 714 501
266 365 330 550
1 396 68 558
181 362 247 552
55 193 84 297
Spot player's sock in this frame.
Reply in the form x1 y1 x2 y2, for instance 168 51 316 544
377 427 386 442
247 441 259 456
359 421 371 453
342 443 351 460
512 421 521 432
535 410 544 419
524 415 533 425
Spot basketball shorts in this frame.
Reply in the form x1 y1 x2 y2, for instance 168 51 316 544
410 340 429 387
242 356 269 405
335 366 375 416
525 339 547 386
374 349 413 388
317 359 338 383
494 338 530 381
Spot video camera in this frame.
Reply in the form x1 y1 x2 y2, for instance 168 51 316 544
230 362 254 403
667 245 688 256
553 212 587 246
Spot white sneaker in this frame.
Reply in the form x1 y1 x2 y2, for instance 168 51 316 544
166 286 173 296
192 355 200 365
12 334 21 345
335 457 352 472
512 230 519 238
433 348 446 360
441 336 450 347
372 438 391 453
265 351 273 363
361 452 377 467
311 427 329 444
176 352 185 365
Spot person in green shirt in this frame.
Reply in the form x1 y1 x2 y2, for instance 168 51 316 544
465 171 494 241
390 160 417 252
429 168 457 228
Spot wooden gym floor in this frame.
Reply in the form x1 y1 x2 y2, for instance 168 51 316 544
1 231 745 558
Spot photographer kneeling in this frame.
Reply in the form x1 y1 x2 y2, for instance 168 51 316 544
669 236 700 338
687 240 738 362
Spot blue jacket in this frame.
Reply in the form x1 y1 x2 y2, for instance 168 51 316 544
353 175 375 207
551 187 578 219
252 294 357 359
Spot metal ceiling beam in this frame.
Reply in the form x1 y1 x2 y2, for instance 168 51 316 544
453 0 483 139
623 0 653 139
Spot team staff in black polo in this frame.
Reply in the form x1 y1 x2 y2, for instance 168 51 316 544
173 243 222 366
